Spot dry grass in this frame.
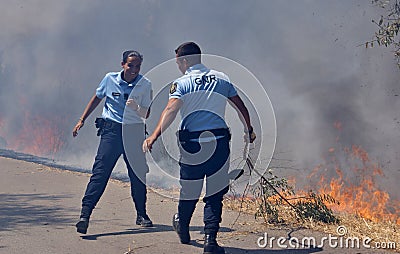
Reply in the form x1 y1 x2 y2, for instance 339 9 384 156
224 195 400 252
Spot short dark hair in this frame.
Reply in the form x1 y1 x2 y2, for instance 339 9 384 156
122 50 143 63
175 42 201 57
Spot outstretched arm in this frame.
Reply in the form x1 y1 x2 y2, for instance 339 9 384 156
72 94 102 137
142 98 182 152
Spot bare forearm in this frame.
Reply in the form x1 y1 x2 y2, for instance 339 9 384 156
73 94 102 137
151 107 178 139
80 95 102 121
229 95 252 130
237 103 251 130
151 99 181 139
143 98 181 152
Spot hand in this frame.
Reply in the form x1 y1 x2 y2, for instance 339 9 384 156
72 119 84 137
142 136 157 153
126 99 139 111
244 127 256 143
249 131 256 143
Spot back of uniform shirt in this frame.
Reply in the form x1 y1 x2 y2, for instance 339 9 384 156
170 64 237 132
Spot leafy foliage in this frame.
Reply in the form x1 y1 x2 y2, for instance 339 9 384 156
252 169 340 225
293 191 340 224
253 169 295 223
367 0 400 68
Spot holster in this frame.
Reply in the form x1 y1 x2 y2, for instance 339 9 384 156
95 118 105 136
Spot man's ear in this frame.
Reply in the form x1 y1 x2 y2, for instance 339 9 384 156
182 57 189 67
121 61 125 67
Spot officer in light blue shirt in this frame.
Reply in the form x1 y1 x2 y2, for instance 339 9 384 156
95 68 152 124
72 50 153 234
143 42 256 254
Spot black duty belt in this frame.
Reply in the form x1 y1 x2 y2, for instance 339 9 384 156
103 119 122 128
95 118 121 128
177 128 231 142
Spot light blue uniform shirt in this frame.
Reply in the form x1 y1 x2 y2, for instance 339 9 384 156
96 71 152 124
169 64 237 132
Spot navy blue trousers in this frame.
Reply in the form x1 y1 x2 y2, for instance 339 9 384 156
178 132 230 235
81 121 149 218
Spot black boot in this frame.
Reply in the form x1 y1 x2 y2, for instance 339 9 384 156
136 214 153 227
203 234 225 254
172 213 190 244
76 206 91 234
76 218 89 234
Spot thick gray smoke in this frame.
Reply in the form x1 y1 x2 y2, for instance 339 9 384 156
0 1 399 199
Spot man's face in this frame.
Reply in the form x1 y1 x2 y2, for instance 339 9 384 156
175 54 186 74
122 56 142 82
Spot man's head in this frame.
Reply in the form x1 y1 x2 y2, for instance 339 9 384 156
175 42 201 74
121 50 143 83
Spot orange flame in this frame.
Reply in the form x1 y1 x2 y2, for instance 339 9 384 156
0 112 66 157
312 145 399 225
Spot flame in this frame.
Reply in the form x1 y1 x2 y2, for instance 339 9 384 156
287 176 296 186
333 120 342 131
0 111 66 157
312 144 399 225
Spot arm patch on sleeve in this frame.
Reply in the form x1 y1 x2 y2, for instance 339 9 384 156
169 82 177 94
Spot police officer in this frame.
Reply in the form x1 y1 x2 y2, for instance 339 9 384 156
143 42 256 254
72 50 153 234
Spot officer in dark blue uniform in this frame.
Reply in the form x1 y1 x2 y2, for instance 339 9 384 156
72 50 153 234
143 42 256 254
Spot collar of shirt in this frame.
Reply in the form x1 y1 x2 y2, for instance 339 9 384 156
185 64 209 75
116 71 143 87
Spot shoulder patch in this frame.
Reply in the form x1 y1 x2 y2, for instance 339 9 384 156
169 82 177 94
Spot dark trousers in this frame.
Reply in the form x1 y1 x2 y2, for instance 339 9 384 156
178 131 230 235
81 121 149 218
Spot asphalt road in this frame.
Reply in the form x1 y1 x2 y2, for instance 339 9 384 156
0 157 387 254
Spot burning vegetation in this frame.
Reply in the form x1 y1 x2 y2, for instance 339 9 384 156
225 123 399 250
0 112 66 157
310 144 399 225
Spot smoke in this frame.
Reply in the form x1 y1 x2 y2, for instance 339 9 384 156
0 1 399 198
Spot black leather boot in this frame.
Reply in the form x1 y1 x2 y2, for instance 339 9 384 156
136 214 153 227
203 233 225 254
172 213 190 244
76 206 91 234
76 218 89 234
